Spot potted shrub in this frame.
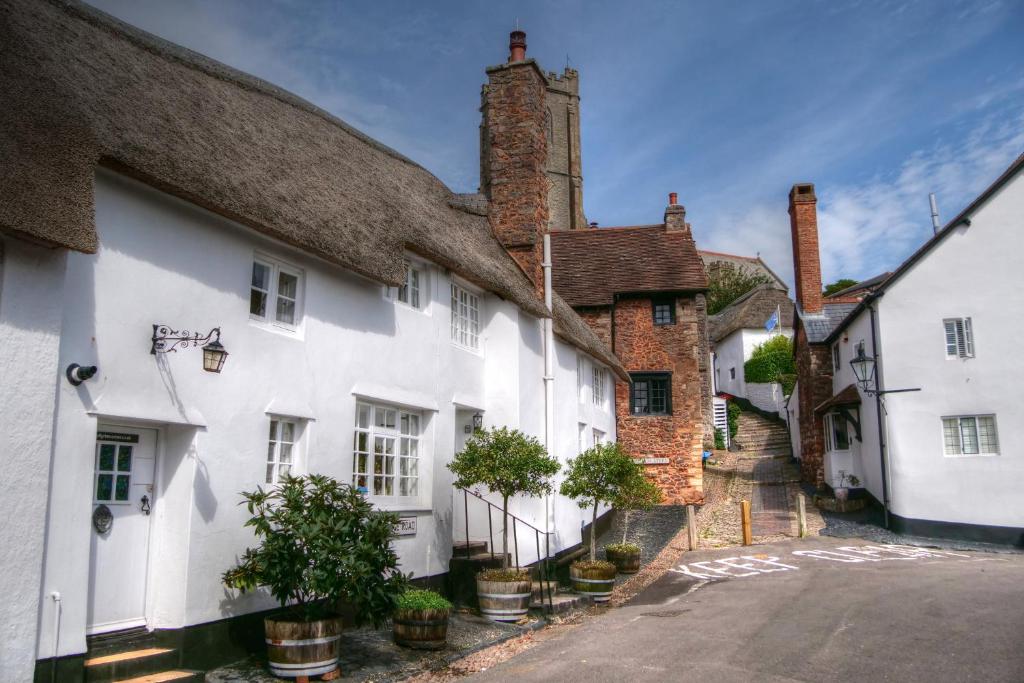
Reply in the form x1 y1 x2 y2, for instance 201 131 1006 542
448 426 560 622
223 474 407 679
833 471 860 502
560 442 636 600
605 467 663 574
393 589 452 650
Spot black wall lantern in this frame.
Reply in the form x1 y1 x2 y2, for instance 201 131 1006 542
472 412 484 431
849 347 876 393
151 324 229 373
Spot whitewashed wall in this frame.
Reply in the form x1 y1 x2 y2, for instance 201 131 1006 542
0 238 67 683
786 381 801 461
35 170 614 659
745 382 786 414
874 171 1024 530
714 327 793 401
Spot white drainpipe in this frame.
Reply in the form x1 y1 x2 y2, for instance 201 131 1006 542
542 234 555 544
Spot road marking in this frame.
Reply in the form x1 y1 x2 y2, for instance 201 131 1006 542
672 544 982 580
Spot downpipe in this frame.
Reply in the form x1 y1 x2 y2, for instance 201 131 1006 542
50 591 62 683
869 303 891 529
542 234 555 546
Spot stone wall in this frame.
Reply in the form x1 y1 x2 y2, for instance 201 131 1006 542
612 295 705 504
543 69 585 231
794 324 832 487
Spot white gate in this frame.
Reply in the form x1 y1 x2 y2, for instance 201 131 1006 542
713 397 729 448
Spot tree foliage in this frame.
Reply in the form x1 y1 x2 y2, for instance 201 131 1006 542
744 334 797 394
727 402 741 439
448 427 560 570
613 467 663 545
706 262 772 314
560 442 640 561
222 474 408 625
823 278 859 297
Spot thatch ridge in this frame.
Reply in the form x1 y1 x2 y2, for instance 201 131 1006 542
0 0 625 375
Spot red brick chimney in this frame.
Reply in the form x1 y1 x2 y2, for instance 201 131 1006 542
789 183 823 314
481 30 549 298
664 193 689 235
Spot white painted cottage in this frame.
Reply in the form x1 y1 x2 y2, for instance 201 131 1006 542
787 154 1024 546
0 2 625 679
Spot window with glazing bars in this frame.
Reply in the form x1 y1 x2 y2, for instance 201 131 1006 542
592 366 606 407
630 373 671 415
266 418 297 484
652 297 675 325
353 402 421 496
450 283 480 350
942 415 998 456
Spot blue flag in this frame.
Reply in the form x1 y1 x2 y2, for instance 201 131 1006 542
765 309 779 332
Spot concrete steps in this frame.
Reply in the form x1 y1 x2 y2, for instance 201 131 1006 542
734 411 793 458
83 644 204 683
530 581 593 615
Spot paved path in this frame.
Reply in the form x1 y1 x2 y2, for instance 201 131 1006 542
750 457 795 536
469 537 1024 682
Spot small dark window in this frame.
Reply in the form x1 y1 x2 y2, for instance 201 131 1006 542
630 373 672 415
729 367 736 380
652 297 675 325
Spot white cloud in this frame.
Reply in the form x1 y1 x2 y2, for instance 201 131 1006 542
697 110 1024 290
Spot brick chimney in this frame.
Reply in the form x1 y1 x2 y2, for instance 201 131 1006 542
664 193 690 235
480 31 549 297
789 183 823 314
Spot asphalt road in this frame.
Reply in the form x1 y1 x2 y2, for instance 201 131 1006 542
470 537 1024 682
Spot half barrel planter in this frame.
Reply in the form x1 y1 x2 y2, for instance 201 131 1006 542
604 546 641 574
476 578 532 622
570 564 617 602
393 607 450 650
264 616 342 679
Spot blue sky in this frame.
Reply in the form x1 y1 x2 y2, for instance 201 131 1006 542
88 0 1023 289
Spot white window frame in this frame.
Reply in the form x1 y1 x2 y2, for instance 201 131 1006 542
592 428 606 446
943 318 974 359
250 254 304 331
592 366 607 408
578 422 588 453
832 344 841 372
823 413 850 453
450 281 481 351
266 417 301 484
353 401 423 498
577 355 587 403
942 414 998 457
386 260 428 312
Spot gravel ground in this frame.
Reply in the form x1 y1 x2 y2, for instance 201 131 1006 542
206 611 541 682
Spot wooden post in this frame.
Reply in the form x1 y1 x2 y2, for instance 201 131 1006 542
686 504 698 551
740 500 752 546
797 493 807 538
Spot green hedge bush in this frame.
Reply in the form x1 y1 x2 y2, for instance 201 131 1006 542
744 336 796 395
727 402 740 439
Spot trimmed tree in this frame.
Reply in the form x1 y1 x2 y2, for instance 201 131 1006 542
614 467 663 546
222 473 407 626
448 426 560 571
560 441 638 562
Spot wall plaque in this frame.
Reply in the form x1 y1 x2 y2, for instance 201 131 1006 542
393 516 417 536
97 431 139 444
633 457 670 465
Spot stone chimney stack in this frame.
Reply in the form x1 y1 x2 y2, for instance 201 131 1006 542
664 193 690 235
480 30 549 297
789 183 823 314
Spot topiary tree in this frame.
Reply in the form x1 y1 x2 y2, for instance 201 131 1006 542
448 427 560 571
744 335 796 394
560 441 638 561
613 467 663 546
222 473 408 626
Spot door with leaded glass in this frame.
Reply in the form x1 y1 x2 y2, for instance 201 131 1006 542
87 426 157 634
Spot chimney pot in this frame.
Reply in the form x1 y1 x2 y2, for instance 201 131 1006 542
509 30 527 62
669 192 678 206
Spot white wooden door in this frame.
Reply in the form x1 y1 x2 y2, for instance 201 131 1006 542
87 426 157 634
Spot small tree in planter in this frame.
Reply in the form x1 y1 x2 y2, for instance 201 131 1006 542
560 442 636 600
448 426 559 622
223 474 408 679
605 467 663 574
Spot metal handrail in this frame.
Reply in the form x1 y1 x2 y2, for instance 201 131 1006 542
457 487 554 613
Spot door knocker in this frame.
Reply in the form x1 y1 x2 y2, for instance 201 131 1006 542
92 504 113 534
140 495 151 516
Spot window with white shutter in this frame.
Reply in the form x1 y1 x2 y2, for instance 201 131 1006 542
943 318 974 358
941 415 998 456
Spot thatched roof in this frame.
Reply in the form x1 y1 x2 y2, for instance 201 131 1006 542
0 0 625 377
709 284 794 342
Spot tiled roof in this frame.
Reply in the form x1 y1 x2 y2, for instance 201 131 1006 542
551 226 707 307
709 284 794 342
801 302 858 343
815 384 862 414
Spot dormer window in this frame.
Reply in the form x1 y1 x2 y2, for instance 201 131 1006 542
652 297 675 326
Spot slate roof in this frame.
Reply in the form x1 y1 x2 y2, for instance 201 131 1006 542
709 284 794 342
801 302 859 343
700 250 788 290
0 0 626 378
550 225 708 307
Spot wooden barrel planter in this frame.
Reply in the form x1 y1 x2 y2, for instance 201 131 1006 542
264 616 342 679
476 578 532 622
393 608 450 650
605 546 641 574
570 563 617 602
